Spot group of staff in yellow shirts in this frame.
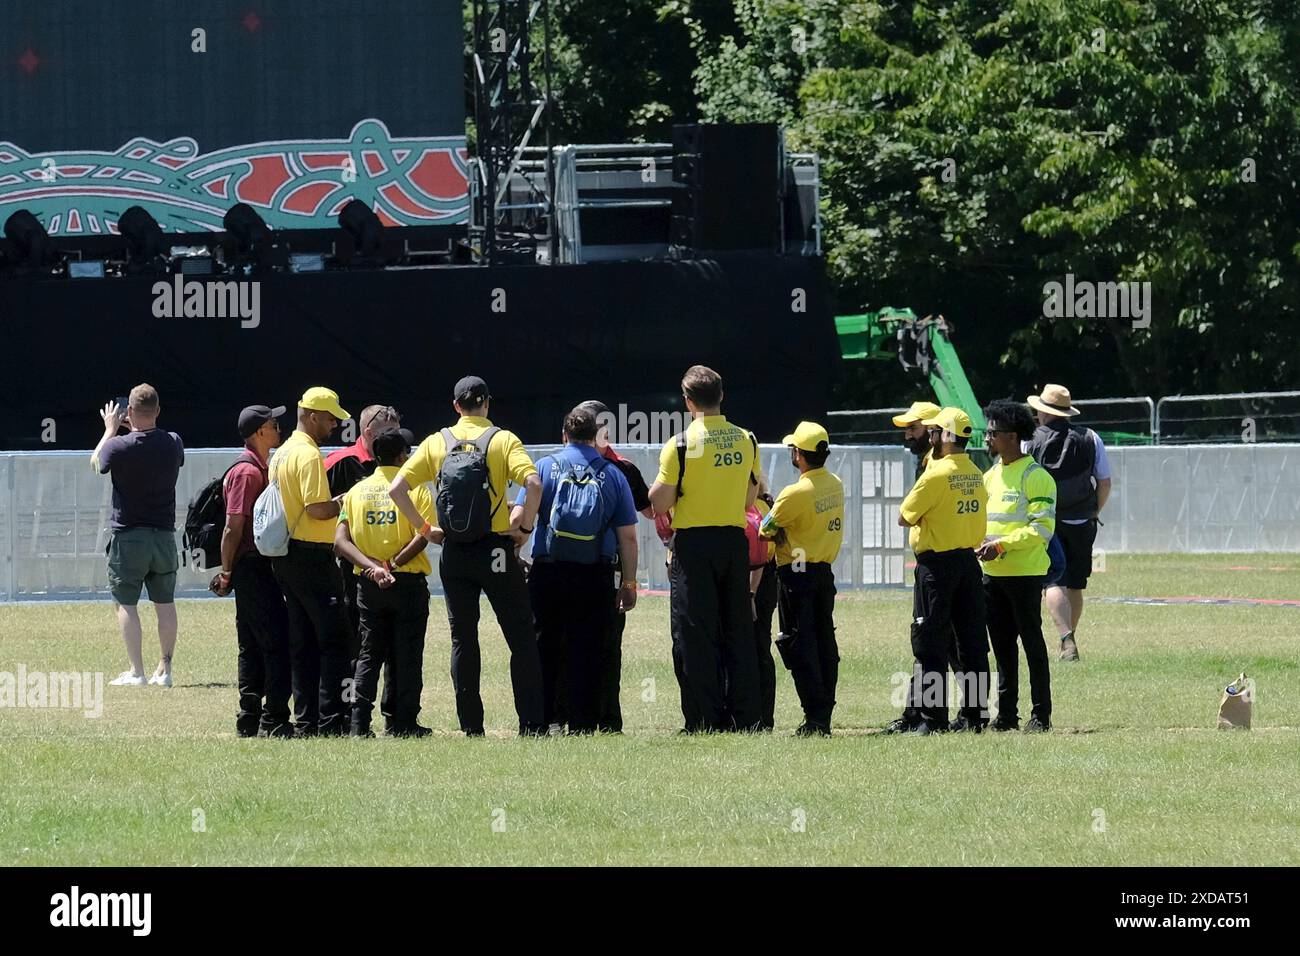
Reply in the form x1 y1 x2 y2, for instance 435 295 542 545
222 367 849 739
216 369 1063 740
884 399 1058 735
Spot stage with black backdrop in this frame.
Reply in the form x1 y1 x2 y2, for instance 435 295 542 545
1 254 839 450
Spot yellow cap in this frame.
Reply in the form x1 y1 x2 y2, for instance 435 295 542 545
892 401 942 427
782 421 830 453
299 386 350 421
922 406 973 438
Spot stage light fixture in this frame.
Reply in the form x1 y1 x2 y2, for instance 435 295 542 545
338 200 384 263
118 205 168 273
3 209 58 269
224 202 274 267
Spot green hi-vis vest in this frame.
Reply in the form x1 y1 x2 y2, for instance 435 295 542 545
981 456 1057 577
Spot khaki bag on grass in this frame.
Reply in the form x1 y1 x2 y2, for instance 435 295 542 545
1216 673 1252 730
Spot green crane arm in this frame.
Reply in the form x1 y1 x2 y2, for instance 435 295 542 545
834 308 987 442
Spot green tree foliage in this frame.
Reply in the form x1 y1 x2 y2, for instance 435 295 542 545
670 0 1300 405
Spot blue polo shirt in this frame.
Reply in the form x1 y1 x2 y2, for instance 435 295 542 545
518 443 637 561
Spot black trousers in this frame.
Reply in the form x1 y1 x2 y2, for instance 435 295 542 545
909 549 989 729
669 526 761 731
272 541 353 736
753 559 779 730
339 556 395 723
439 534 545 734
985 574 1051 723
231 551 292 737
529 560 615 733
352 574 430 732
598 582 625 732
774 562 838 727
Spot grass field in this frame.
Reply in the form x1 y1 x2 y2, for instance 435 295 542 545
2 553 1298 866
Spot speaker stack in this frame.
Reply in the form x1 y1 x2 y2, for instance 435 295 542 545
671 123 783 255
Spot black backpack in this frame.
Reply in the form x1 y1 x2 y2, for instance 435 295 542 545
435 427 501 543
182 458 242 570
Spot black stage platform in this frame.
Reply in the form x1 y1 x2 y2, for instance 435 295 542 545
2 253 839 450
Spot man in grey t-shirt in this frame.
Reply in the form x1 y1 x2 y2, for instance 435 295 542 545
91 383 184 687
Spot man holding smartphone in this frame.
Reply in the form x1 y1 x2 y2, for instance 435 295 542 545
90 384 185 688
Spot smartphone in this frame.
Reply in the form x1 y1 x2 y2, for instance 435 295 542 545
114 396 128 414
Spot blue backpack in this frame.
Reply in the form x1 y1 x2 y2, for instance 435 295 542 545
545 453 610 564
1045 533 1066 585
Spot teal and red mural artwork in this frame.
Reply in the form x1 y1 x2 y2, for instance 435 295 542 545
0 119 468 235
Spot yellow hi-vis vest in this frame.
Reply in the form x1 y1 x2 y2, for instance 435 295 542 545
980 456 1057 577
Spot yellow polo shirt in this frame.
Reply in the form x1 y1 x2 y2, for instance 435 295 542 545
340 466 436 575
760 467 845 567
656 415 760 530
396 416 536 535
899 452 987 554
271 429 335 544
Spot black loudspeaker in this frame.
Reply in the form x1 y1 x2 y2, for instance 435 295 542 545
782 163 819 255
671 123 782 253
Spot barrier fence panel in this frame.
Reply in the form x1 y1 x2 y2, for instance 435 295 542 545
1095 444 1300 553
0 444 914 602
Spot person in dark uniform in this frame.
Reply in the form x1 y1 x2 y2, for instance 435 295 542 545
270 387 352 736
334 427 434 737
761 423 845 736
884 407 990 735
326 404 401 639
209 404 293 738
892 399 964 725
389 376 547 737
325 404 401 724
578 399 654 733
518 405 639 734
648 365 762 733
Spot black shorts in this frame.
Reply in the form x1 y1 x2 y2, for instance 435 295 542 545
1053 520 1098 590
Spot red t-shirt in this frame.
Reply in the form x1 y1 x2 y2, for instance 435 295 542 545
223 448 269 565
324 439 371 471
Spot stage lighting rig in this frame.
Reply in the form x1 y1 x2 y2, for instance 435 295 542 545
223 202 284 272
338 200 386 267
118 205 168 274
3 210 61 274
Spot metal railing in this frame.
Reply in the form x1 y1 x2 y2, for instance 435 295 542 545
1156 390 1300 445
830 391 1300 446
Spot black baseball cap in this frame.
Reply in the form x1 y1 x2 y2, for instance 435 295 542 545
372 426 416 463
453 375 491 406
238 404 286 439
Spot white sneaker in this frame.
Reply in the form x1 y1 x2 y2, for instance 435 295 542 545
148 672 173 688
110 671 147 687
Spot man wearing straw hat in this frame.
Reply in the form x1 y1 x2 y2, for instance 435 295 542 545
1026 384 1112 662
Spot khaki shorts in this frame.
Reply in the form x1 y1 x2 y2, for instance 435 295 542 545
107 527 179 605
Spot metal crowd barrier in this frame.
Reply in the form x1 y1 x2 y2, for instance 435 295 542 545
0 444 912 602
